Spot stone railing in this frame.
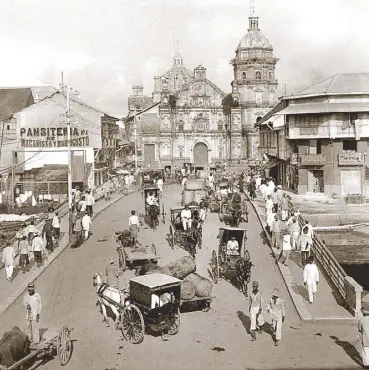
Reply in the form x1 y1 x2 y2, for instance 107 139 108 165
288 201 363 317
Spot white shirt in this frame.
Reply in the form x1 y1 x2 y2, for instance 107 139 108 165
303 263 319 285
265 199 273 210
125 175 130 185
32 236 45 253
181 209 191 220
226 240 239 255
181 178 187 187
24 224 38 235
82 215 92 231
129 215 140 226
220 188 228 196
181 168 185 175
23 292 42 320
52 216 60 228
208 176 214 185
199 208 206 221
2 246 15 265
79 200 86 212
85 193 95 206
157 179 163 188
282 234 292 251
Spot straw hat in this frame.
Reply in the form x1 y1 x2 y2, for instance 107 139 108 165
271 288 280 297
109 256 116 264
252 281 259 287
28 282 35 289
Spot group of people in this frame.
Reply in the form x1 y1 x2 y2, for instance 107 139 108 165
1 208 62 283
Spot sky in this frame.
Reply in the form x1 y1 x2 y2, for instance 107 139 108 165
1 0 368 117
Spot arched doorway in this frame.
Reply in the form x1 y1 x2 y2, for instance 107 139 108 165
193 142 208 167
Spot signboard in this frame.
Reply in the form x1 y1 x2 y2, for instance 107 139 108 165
20 127 89 148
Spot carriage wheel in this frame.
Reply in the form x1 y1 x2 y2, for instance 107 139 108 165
169 225 175 249
57 326 73 366
168 308 180 335
211 250 219 284
121 304 145 344
174 231 182 246
162 205 165 224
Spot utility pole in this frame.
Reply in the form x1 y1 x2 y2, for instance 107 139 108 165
134 118 138 170
66 88 73 236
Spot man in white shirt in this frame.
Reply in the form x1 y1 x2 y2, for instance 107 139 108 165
85 190 95 216
208 173 215 191
82 212 92 241
303 256 319 303
23 282 42 344
32 231 46 268
52 212 61 240
181 205 192 231
199 205 207 222
2 241 15 282
226 236 239 255
24 221 38 246
128 210 140 247
157 177 164 195
181 176 188 189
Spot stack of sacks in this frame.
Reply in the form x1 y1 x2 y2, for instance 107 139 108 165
182 273 213 300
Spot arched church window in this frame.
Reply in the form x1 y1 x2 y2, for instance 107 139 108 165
217 121 223 131
255 71 261 81
242 72 246 79
269 71 273 80
199 99 203 106
178 121 184 132
198 120 205 131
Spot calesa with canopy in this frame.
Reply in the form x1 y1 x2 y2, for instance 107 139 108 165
144 186 165 229
211 227 253 296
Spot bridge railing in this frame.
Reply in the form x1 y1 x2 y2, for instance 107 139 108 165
288 201 363 317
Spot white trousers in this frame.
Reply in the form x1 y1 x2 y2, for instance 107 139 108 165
249 306 264 331
5 264 13 279
182 219 192 231
362 345 369 366
307 282 317 303
281 209 288 221
291 232 300 250
84 230 89 240
271 317 283 341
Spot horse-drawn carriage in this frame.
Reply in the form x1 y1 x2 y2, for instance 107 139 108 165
219 192 248 227
0 326 73 370
208 181 233 213
141 169 165 188
144 187 165 229
168 206 202 256
211 227 253 296
93 273 181 344
115 231 159 273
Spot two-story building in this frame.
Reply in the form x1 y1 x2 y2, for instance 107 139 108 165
259 73 369 198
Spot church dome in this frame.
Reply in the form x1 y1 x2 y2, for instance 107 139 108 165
238 30 272 49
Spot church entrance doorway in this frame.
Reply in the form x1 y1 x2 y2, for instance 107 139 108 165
193 142 208 167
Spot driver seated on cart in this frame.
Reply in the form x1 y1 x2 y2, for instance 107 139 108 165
226 236 240 256
146 192 159 207
180 204 192 231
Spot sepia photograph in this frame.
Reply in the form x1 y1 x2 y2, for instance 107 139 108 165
0 0 368 369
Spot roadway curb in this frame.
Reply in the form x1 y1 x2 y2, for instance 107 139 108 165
0 190 138 316
244 192 314 322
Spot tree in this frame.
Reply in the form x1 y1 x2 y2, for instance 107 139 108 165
222 93 239 125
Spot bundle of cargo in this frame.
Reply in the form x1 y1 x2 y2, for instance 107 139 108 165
183 273 213 298
182 190 195 206
184 180 205 191
160 256 196 280
193 190 206 205
138 261 161 276
180 280 196 300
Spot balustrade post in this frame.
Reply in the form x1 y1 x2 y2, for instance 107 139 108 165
344 276 363 317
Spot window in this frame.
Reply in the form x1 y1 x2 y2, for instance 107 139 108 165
269 72 273 80
343 140 357 151
242 72 246 79
198 120 205 131
6 124 10 130
255 71 261 81
217 121 223 131
178 121 184 132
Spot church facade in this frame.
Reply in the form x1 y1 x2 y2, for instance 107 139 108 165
126 11 278 169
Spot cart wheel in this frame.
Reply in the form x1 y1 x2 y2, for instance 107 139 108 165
162 205 165 224
57 326 73 366
120 304 145 344
168 308 180 335
169 225 175 249
211 250 219 284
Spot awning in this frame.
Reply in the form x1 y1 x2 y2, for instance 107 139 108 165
261 114 285 129
280 102 369 115
260 161 279 170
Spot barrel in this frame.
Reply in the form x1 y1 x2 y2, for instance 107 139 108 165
184 273 213 298
180 280 196 300
160 256 196 279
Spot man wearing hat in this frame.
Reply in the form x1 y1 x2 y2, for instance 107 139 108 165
1 240 15 282
226 236 239 256
249 281 264 341
278 229 292 266
31 231 46 268
105 257 120 288
23 282 42 344
181 204 192 232
42 216 55 253
267 288 285 346
271 214 282 249
359 304 369 367
303 256 319 303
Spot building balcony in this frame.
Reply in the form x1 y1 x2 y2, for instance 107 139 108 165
299 154 326 166
338 151 365 166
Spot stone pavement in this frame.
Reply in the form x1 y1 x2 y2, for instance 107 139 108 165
249 191 355 323
0 188 137 315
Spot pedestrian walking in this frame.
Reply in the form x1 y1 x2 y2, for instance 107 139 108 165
266 212 276 234
271 187 279 213
298 225 312 266
303 256 319 303
280 193 289 221
85 190 95 216
2 241 15 282
32 231 46 267
19 235 30 274
23 282 42 344
52 212 61 240
267 288 285 346
249 281 264 341
24 221 38 246
265 195 273 217
304 220 314 239
42 216 55 253
73 186 81 211
259 180 268 201
128 210 140 248
278 229 292 266
157 177 164 195
358 304 369 367
289 217 300 251
82 212 92 241
72 213 83 247
78 195 87 213
271 214 282 249
181 175 188 190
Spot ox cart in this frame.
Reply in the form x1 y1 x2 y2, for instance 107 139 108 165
96 273 181 344
211 227 253 296
115 231 159 274
0 326 73 370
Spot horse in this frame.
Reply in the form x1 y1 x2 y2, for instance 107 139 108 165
149 205 159 230
235 257 254 297
92 273 123 329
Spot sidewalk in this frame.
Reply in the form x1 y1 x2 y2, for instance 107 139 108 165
249 191 355 323
0 188 137 315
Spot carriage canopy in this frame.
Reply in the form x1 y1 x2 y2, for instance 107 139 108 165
218 227 247 256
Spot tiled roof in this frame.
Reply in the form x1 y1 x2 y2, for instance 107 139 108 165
0 88 34 121
288 73 369 98
258 101 287 125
